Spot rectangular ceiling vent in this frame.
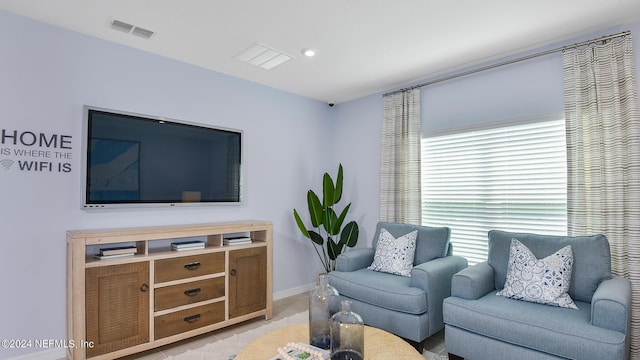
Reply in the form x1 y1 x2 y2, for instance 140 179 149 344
110 20 133 33
110 19 154 40
234 43 292 70
131 26 154 39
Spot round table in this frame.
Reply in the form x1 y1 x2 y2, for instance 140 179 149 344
234 323 423 360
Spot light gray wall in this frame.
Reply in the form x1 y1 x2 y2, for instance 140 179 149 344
422 51 564 133
421 24 640 134
0 11 334 358
329 94 383 247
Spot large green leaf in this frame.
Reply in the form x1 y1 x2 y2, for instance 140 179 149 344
341 221 359 248
322 173 335 207
327 237 343 260
333 164 343 204
333 203 351 234
323 207 340 235
293 209 310 239
307 190 323 228
309 230 324 246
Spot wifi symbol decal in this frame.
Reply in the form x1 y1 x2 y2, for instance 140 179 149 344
0 159 14 170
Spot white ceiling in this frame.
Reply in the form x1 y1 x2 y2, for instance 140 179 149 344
2 0 640 104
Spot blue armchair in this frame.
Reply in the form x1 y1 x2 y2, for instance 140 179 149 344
327 222 468 352
443 230 631 360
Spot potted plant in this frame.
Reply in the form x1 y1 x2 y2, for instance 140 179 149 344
293 164 359 273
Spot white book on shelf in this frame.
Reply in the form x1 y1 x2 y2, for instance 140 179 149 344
94 253 136 260
223 240 252 245
171 240 206 248
223 236 252 243
99 245 137 256
171 245 205 252
172 245 205 251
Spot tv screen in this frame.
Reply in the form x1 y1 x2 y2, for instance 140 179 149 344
82 106 242 208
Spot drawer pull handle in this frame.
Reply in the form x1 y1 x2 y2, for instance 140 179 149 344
140 283 149 292
184 288 201 297
184 262 201 271
230 269 237 276
184 314 201 323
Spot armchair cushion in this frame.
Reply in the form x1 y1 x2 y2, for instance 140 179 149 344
373 222 450 264
496 239 577 309
443 291 626 359
488 230 611 303
328 268 428 314
368 228 417 276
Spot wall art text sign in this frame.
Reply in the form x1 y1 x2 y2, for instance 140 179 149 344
1 129 73 173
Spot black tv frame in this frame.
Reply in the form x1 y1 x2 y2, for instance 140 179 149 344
81 106 243 209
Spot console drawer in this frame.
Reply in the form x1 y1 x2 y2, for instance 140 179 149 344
155 252 224 283
155 277 225 311
154 302 225 339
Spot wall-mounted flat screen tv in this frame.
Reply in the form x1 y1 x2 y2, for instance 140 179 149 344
82 106 242 209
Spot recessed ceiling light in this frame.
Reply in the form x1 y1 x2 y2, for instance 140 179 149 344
301 48 317 57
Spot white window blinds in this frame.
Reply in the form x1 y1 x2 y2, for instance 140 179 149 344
421 117 567 265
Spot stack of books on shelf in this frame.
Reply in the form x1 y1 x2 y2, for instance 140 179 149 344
171 240 206 251
223 236 252 246
94 245 137 260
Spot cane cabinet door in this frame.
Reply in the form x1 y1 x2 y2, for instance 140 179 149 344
85 262 150 357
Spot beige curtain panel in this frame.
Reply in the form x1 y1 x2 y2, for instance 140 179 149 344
380 89 421 224
563 34 640 358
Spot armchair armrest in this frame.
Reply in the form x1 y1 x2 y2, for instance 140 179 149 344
335 248 375 272
591 275 631 334
451 261 495 300
411 255 468 331
411 256 468 292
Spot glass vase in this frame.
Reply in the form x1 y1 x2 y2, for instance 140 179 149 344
330 300 364 360
309 273 340 349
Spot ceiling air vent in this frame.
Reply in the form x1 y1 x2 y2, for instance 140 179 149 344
131 26 154 39
234 43 292 70
110 20 133 33
110 19 154 39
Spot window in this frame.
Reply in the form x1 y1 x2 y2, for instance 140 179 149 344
421 116 567 265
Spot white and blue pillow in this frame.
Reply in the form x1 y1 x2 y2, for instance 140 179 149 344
368 228 417 277
497 238 577 309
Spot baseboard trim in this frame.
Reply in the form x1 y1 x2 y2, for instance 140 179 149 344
273 281 315 301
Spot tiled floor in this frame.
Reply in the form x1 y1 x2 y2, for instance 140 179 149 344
102 292 447 359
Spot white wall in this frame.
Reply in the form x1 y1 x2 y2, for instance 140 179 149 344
0 11 333 358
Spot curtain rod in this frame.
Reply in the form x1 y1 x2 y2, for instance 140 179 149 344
383 30 631 97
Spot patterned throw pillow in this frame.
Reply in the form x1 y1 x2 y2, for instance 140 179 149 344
368 228 418 277
497 238 577 309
